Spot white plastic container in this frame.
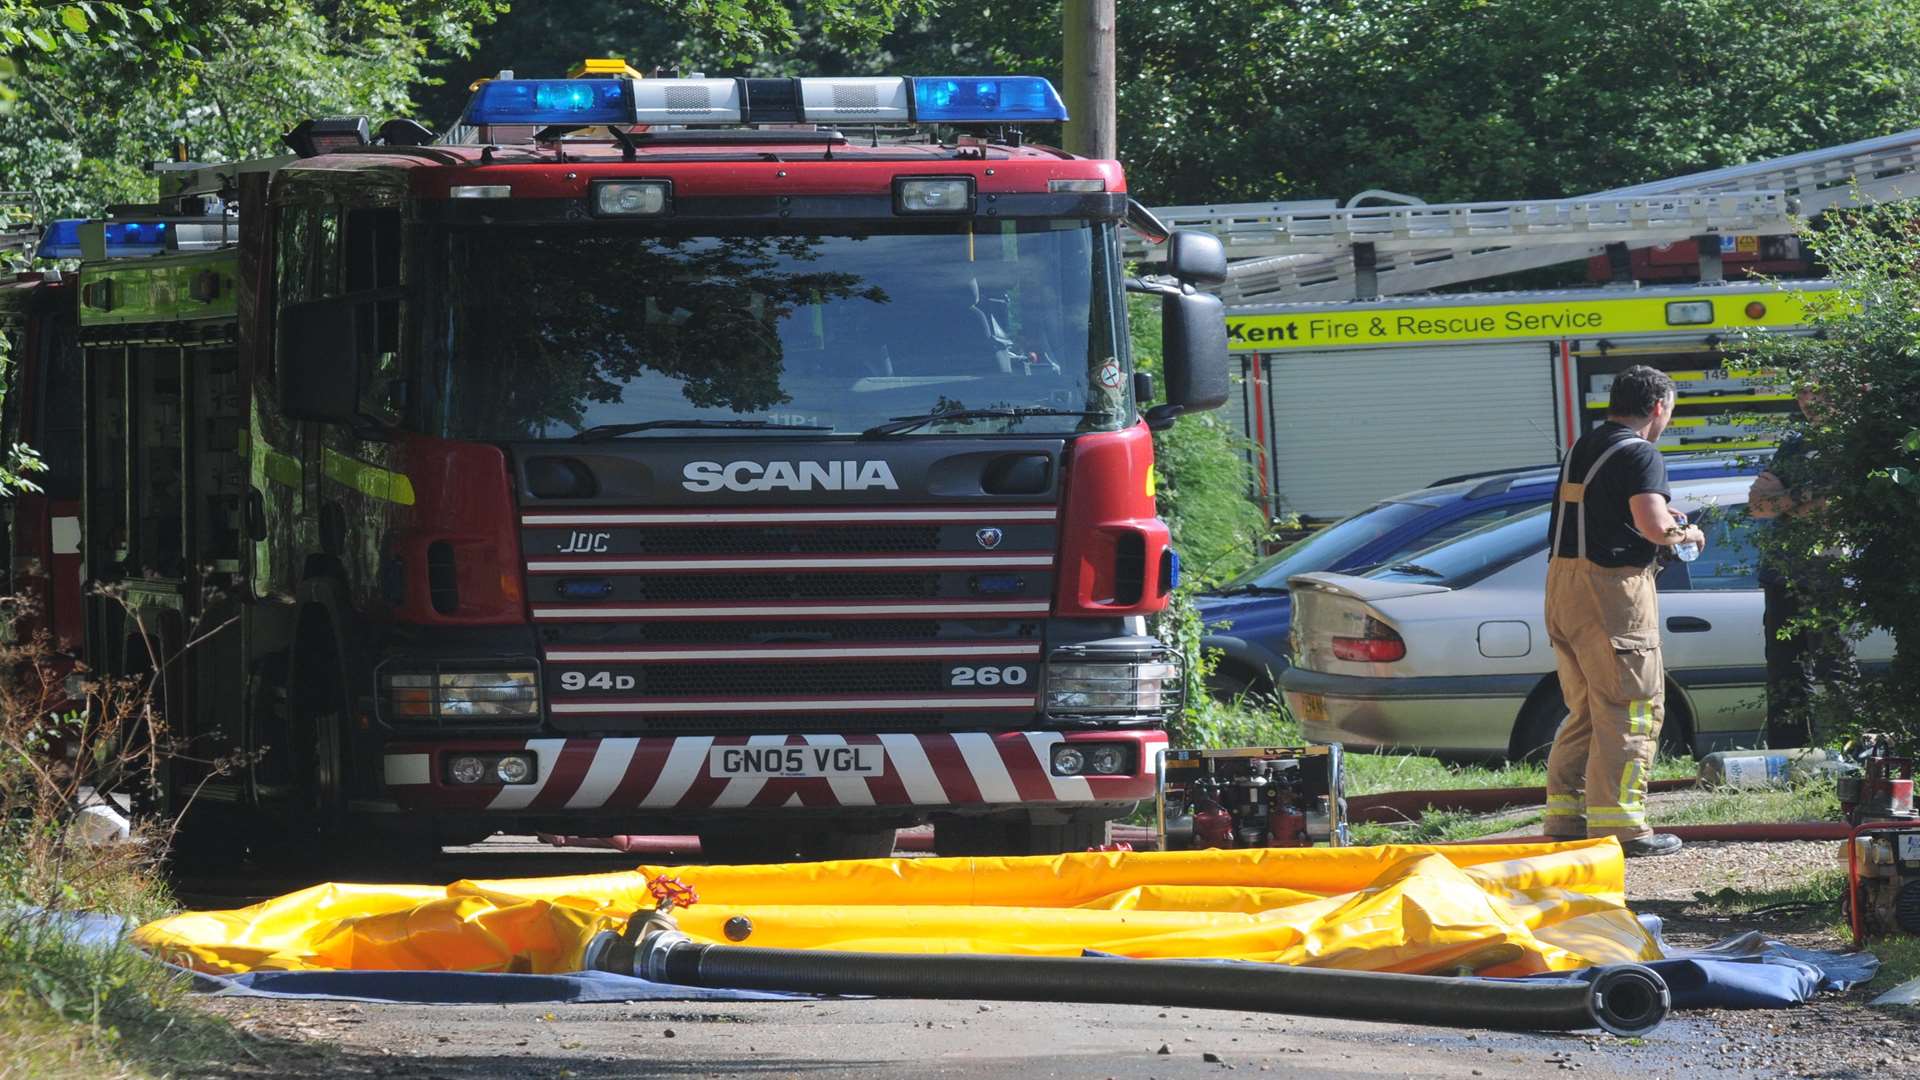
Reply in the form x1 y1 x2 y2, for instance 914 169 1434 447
1697 747 1855 789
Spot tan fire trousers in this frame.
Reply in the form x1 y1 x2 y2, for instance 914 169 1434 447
1542 558 1664 840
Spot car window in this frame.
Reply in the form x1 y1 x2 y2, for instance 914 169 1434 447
1225 500 1432 589
1665 502 1759 591
1361 506 1550 589
1359 502 1539 572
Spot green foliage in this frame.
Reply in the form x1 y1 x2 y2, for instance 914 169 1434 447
0 1 505 218
1736 202 1920 747
782 1 1920 206
411 1 936 124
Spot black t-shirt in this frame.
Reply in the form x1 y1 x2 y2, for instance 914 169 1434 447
1547 422 1671 567
1756 431 1814 586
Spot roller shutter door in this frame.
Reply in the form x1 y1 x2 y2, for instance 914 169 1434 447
1265 342 1557 519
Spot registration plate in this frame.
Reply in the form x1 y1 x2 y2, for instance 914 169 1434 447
1296 692 1329 724
708 744 884 779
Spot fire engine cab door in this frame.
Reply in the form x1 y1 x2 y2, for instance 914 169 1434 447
1262 342 1558 519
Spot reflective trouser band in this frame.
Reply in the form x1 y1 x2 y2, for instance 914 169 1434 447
1587 808 1647 828
1626 699 1656 737
1619 760 1649 810
1545 795 1583 818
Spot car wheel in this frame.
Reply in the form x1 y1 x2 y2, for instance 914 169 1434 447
1512 683 1694 762
1206 666 1258 702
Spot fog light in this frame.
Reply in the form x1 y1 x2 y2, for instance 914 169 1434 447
895 176 974 215
1087 745 1127 775
496 754 534 785
448 755 486 785
1051 746 1087 776
591 180 671 216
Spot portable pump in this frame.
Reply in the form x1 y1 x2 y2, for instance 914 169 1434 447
1157 745 1347 850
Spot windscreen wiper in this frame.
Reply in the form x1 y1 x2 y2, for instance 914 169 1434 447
861 408 1106 438
571 419 832 441
1212 583 1288 596
1387 562 1445 578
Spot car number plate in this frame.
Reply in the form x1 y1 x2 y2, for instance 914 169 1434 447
708 744 884 779
1297 693 1329 724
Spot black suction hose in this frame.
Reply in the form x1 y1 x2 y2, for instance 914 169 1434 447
637 936 1669 1037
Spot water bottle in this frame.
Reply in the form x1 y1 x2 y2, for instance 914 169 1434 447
1671 510 1700 562
1698 748 1856 789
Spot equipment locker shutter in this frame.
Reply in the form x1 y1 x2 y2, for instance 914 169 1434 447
1265 342 1557 519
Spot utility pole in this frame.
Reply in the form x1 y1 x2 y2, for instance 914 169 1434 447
1061 0 1116 160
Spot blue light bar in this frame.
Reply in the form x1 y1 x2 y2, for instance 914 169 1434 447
34 218 83 259
34 218 173 260
465 78 634 125
911 76 1068 123
101 220 169 255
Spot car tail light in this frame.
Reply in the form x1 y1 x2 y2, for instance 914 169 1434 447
1331 616 1406 663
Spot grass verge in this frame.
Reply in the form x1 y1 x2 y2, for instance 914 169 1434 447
1199 697 1694 795
0 825 290 1080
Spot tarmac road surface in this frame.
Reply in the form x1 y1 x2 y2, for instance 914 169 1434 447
203 994 1748 1079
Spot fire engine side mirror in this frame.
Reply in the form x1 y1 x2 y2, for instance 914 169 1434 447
1166 229 1228 286
1148 289 1230 430
276 297 365 426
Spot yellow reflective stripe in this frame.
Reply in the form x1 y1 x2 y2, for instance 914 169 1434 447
1626 699 1655 737
1620 759 1649 811
258 446 301 491
322 448 416 506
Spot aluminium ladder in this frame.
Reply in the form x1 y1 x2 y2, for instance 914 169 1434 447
1137 126 1920 304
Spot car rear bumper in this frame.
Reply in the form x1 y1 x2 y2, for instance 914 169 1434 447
379 730 1165 821
1280 667 1539 756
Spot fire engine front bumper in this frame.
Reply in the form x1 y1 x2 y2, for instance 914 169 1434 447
379 730 1165 825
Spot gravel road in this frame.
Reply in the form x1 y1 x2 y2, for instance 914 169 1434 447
172 837 1920 1079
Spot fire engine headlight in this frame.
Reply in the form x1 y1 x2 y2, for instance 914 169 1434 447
1087 744 1127 775
1045 659 1182 716
894 176 975 215
495 754 535 785
448 755 487 785
382 669 540 723
1051 746 1087 776
591 180 672 217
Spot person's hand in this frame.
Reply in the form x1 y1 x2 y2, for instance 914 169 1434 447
1682 525 1707 550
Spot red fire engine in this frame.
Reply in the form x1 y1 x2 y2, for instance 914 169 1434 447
1 66 1230 862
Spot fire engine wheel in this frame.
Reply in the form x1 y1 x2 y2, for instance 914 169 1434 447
935 817 1110 856
696 828 898 864
797 828 899 861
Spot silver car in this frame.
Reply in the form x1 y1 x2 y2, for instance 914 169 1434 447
1280 476 1891 760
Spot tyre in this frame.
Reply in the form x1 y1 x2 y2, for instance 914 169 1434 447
1512 682 1693 762
1206 666 1260 703
796 828 898 861
698 829 801 865
934 816 1109 856
1017 819 1110 855
933 817 1010 856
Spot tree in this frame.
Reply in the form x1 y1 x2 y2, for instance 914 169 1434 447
1741 204 1920 747
0 1 506 219
777 1 1920 207
410 1 935 126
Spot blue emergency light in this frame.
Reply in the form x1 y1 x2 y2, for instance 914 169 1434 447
34 219 82 259
912 77 1069 123
460 73 1068 128
35 218 171 259
465 78 634 125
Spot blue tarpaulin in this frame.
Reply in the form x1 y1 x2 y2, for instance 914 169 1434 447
15 906 1877 1011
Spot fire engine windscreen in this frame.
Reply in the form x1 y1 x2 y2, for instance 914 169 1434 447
430 220 1127 439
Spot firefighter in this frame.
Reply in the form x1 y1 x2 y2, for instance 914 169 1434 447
1542 365 1704 857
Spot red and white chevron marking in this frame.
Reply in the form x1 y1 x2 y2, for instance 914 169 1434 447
382 730 1165 812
